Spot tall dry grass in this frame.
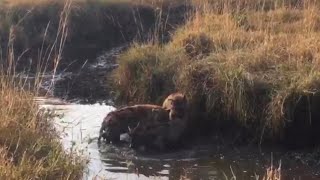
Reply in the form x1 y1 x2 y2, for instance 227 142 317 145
0 0 84 178
0 80 84 179
112 0 320 146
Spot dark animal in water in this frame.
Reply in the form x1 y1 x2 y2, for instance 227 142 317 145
98 104 170 144
127 93 189 151
128 116 187 151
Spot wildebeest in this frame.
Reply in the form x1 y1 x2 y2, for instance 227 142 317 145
127 121 169 151
128 116 187 151
98 104 170 144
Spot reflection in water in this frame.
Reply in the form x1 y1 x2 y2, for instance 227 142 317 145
37 98 320 180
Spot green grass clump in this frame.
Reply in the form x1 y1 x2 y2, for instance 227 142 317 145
112 1 320 145
112 44 186 104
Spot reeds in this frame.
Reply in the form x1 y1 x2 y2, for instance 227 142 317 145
0 0 84 178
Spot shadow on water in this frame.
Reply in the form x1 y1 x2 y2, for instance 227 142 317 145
97 143 320 180
36 98 320 180
53 45 126 104
20 46 126 104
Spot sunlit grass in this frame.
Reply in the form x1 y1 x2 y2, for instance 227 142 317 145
0 79 84 179
1 0 188 7
0 0 85 178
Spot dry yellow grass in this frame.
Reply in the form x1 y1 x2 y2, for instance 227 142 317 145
0 0 85 178
169 4 320 130
0 79 84 179
262 166 281 180
2 0 187 7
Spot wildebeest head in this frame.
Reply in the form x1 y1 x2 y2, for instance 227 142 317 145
128 121 170 151
128 122 146 149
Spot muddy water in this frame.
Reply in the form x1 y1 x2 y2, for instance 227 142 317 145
36 97 320 180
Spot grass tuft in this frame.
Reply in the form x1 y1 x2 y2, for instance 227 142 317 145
0 0 85 178
0 79 84 179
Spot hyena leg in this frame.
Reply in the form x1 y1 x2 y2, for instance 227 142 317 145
110 133 120 144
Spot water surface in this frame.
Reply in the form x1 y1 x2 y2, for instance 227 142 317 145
36 97 320 180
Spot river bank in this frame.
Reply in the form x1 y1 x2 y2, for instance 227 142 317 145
111 0 320 148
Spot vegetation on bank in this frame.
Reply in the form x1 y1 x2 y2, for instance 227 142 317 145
0 0 85 178
112 0 320 147
0 78 84 179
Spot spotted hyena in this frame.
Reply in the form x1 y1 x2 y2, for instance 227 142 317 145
162 92 188 121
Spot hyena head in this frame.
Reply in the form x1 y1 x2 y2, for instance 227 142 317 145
98 111 125 144
163 93 188 120
150 108 170 124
